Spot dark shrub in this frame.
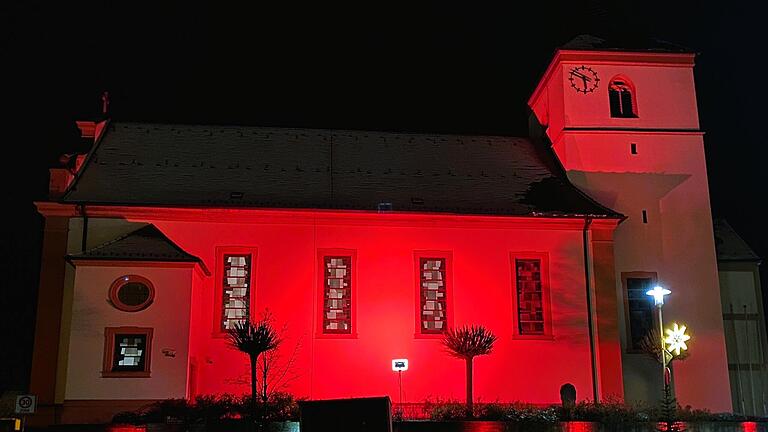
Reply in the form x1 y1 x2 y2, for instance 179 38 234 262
194 394 237 423
563 398 647 425
475 402 509 420
264 392 300 422
424 398 467 421
112 410 144 425
506 404 558 425
110 393 300 426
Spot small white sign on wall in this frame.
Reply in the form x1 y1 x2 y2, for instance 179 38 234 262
391 359 408 372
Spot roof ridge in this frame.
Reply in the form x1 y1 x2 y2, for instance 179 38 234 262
107 121 530 140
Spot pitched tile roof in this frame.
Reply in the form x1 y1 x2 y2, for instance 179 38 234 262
713 219 761 262
60 122 621 218
67 224 204 264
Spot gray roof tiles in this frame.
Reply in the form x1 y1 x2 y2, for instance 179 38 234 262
67 224 203 263
714 219 761 262
61 122 620 218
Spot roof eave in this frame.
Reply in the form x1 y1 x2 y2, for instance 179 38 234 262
66 255 211 276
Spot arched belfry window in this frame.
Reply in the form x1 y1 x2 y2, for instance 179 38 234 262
609 77 637 118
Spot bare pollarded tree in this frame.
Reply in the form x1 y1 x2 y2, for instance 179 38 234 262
227 312 281 421
442 325 498 417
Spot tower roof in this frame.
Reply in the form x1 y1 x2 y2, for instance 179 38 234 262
59 121 621 218
561 34 694 54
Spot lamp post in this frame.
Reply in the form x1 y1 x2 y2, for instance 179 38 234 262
392 359 408 410
646 285 672 384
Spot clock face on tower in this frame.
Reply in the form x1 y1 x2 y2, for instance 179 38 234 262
568 66 600 94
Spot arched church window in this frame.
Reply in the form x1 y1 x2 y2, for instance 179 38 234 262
609 77 637 118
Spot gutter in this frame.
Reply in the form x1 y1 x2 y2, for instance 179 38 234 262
583 216 599 402
78 204 88 253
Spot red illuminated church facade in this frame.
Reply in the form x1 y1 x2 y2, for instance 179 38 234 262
30 37 733 424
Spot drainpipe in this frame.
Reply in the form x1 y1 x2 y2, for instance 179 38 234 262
78 204 88 252
745 304 757 415
583 217 599 403
732 303 746 414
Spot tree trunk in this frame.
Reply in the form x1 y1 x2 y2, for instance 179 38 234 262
261 354 269 426
262 354 269 405
250 354 258 420
466 357 474 418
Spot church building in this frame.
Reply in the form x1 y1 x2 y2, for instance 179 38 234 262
29 37 733 424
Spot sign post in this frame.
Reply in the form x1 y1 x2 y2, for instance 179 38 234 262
14 395 36 432
391 359 408 405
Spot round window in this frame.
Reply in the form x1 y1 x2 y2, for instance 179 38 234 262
109 275 155 312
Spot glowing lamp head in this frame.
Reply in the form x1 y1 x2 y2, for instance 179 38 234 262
646 285 671 306
392 359 408 372
665 323 691 356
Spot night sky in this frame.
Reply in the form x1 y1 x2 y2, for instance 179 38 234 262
2 2 766 391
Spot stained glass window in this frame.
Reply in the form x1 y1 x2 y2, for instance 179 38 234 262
323 256 352 333
516 259 545 335
112 334 147 372
222 254 251 331
420 258 447 333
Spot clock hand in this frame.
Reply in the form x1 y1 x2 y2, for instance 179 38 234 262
572 71 587 79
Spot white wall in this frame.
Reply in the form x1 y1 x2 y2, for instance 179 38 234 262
65 264 193 400
720 267 767 416
56 218 149 402
531 53 732 410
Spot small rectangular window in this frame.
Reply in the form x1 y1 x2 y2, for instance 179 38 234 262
631 143 637 155
622 273 657 351
102 327 153 377
113 334 147 371
642 210 648 224
419 257 447 334
322 255 353 334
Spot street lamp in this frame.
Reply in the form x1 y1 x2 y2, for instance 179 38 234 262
646 285 671 306
646 285 672 383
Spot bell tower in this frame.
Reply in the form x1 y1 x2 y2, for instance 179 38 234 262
529 38 731 411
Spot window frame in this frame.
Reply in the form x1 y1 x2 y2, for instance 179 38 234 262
621 271 658 353
108 274 155 312
102 326 154 378
608 75 639 118
316 248 357 338
213 246 258 337
414 250 454 338
510 252 553 339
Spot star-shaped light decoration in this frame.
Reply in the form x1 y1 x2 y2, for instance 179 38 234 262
646 285 671 306
664 323 691 356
